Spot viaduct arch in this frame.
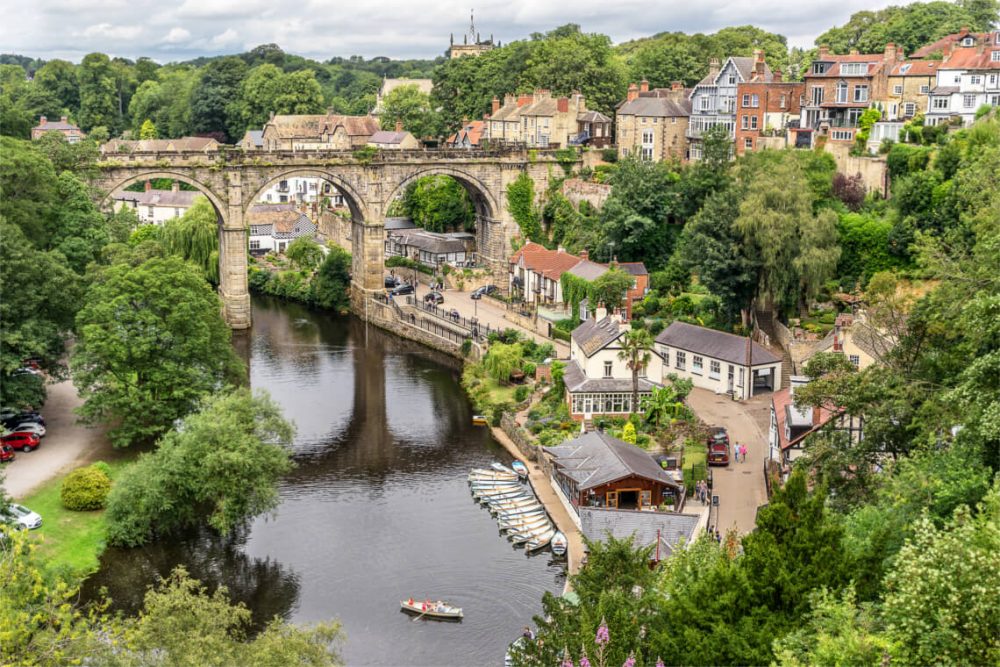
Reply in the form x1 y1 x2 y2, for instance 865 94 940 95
94 148 572 329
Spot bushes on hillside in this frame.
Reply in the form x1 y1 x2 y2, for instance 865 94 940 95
60 464 112 511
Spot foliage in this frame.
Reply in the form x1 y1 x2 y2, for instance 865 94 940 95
159 196 221 284
642 379 692 428
506 172 542 243
285 237 325 271
310 245 352 313
621 421 637 444
617 328 653 416
559 272 590 326
397 175 475 233
801 351 857 379
105 388 294 547
72 256 242 447
138 118 157 139
831 172 866 211
589 268 634 313
483 343 524 383
378 83 442 139
60 464 112 511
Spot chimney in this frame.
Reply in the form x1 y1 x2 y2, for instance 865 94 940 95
595 305 607 321
60 115 69 124
395 120 403 132
818 45 830 59
708 57 721 77
39 116 47 125
849 48 859 55
517 93 533 107
627 82 639 102
171 181 179 193
774 69 783 82
144 180 152 192
492 96 500 114
640 79 649 92
505 93 516 106
884 42 897 62
753 50 766 79
579 249 589 261
557 97 569 113
671 81 683 91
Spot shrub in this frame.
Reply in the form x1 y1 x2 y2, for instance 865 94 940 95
91 460 112 477
522 361 537 377
622 422 637 444
600 148 618 163
514 385 530 403
61 465 112 511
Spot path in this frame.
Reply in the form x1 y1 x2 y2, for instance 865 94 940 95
5 380 116 499
685 388 769 535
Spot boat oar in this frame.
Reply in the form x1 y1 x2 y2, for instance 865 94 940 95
412 603 435 622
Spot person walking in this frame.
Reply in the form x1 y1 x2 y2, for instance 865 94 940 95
741 443 748 463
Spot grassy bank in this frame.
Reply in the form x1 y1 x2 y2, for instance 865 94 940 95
21 459 133 575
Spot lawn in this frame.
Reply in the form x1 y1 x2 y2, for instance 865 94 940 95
21 459 133 576
482 377 518 404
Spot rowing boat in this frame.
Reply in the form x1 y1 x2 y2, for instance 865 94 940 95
551 531 568 557
525 530 557 552
497 513 547 528
400 599 463 620
493 504 545 518
468 476 519 485
499 516 550 532
511 460 528 478
491 462 518 475
489 498 541 512
510 524 555 545
472 415 489 426
480 492 532 504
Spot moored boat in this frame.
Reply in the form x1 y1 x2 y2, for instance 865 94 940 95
490 462 517 475
472 415 489 426
511 460 528 478
524 530 556 552
400 598 463 620
510 524 555 545
500 517 550 533
551 531 568 557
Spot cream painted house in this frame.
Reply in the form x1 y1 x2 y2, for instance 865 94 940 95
260 113 380 151
811 312 895 370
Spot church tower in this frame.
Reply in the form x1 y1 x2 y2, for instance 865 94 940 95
447 10 496 58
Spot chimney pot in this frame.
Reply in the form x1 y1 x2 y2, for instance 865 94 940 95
39 116 47 125
640 79 649 92
557 97 569 113
774 69 783 82
395 120 403 132
818 45 830 59
492 96 500 114
627 83 639 102
144 180 152 192
671 80 683 91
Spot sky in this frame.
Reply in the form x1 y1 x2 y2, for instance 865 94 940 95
1 0 900 63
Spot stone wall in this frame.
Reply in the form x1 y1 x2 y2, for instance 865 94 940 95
822 143 890 196
561 178 612 210
500 412 545 464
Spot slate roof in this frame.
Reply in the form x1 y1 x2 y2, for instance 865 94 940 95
33 118 81 131
102 137 220 153
384 217 416 230
577 110 611 123
656 321 780 366
571 316 623 357
929 85 960 95
243 130 264 147
388 228 473 254
521 97 560 117
771 385 836 451
547 431 681 492
616 96 691 118
617 262 648 276
694 56 773 88
580 507 700 558
247 204 316 239
368 130 412 145
566 259 609 281
563 360 660 394
115 189 201 208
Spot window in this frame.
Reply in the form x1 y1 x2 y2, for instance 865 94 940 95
709 360 721 379
962 37 974 46
641 117 647 124
692 355 703 374
932 97 950 110
904 102 916 116
641 146 653 161
700 96 710 111
780 94 787 108
849 355 860 367
991 94 1000 105
604 361 613 378
969 74 983 85
752 94 759 107
750 116 758 130
728 74 737 85
742 94 750 107
641 129 654 144
920 84 930 93
812 62 829 75
744 137 753 150
990 74 999 86
841 63 867 75
675 351 686 370
811 87 824 105
853 85 869 102
741 115 749 129
250 239 261 250
964 94 977 108
893 84 903 95
653 117 658 124
993 51 1000 62
671 117 676 124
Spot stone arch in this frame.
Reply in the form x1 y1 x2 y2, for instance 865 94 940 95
382 166 500 220
98 170 229 225
244 168 372 223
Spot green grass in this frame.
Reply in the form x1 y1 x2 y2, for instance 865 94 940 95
683 442 707 470
21 459 133 576
482 377 518 404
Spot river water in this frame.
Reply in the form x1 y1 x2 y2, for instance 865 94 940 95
81 296 563 665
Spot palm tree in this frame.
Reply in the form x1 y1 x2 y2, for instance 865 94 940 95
617 329 653 415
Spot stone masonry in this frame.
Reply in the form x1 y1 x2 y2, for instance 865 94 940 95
93 148 569 328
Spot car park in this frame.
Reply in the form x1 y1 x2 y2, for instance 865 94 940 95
0 445 14 463
1 411 45 430
471 285 498 300
1 432 40 452
384 275 401 289
8 503 42 530
706 426 730 466
391 284 415 296
6 422 45 438
423 291 444 305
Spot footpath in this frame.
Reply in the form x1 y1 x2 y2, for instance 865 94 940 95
5 380 115 499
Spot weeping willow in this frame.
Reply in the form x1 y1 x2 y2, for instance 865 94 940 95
160 196 220 285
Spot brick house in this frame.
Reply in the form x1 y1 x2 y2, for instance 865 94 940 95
688 52 773 159
800 44 902 146
615 81 692 161
618 262 649 319
31 116 85 143
734 73 804 154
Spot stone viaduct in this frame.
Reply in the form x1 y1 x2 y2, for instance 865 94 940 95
94 147 572 329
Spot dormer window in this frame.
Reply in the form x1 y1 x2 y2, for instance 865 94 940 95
992 51 1000 62
962 37 975 46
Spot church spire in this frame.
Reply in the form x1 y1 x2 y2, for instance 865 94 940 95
468 9 477 43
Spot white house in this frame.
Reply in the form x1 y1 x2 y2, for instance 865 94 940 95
926 33 1000 126
247 204 318 254
655 321 782 399
508 243 608 306
384 227 476 268
113 182 200 225
565 314 665 419
257 177 346 206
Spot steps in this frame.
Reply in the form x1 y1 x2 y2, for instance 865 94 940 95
755 310 794 389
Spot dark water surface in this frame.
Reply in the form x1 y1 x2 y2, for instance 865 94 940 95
82 296 563 666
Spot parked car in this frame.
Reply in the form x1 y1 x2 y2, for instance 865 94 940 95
0 445 14 463
8 503 42 530
423 291 444 305
1 411 45 430
7 422 45 438
391 284 415 296
470 284 498 300
706 427 730 466
1 432 40 452
384 275 401 289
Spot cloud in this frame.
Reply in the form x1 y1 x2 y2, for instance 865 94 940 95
162 27 192 44
3 0 903 63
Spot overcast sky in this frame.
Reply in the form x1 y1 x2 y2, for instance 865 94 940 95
2 0 898 63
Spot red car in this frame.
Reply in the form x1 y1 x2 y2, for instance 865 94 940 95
706 427 730 466
0 444 14 462
1 432 40 452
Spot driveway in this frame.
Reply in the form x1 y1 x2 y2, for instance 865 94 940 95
685 388 770 535
4 379 115 499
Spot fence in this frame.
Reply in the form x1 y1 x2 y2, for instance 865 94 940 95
373 293 474 349
412 299 496 341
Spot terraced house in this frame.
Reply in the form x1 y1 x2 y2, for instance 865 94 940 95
615 80 691 161
925 32 1000 127
688 52 773 159
484 90 602 148
734 71 803 155
260 113 380 151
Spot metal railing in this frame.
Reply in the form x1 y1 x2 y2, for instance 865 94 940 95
412 299 496 341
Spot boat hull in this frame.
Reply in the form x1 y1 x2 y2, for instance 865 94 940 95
400 600 463 620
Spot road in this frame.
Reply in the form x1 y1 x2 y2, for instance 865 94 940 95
685 388 771 535
4 380 115 499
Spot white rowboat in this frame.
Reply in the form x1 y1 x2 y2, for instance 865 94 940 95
551 531 568 557
400 599 463 620
525 530 557 552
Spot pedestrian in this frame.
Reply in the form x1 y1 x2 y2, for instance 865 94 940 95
700 480 707 504
743 443 749 462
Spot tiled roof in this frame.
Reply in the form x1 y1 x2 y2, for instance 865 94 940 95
563 360 660 393
571 316 623 357
911 30 992 58
447 120 485 146
388 228 473 254
508 242 585 280
616 96 691 117
656 321 780 366
114 189 201 208
890 61 940 76
617 262 648 276
102 137 219 153
325 114 381 136
368 130 411 145
265 114 380 140
771 385 836 451
547 431 681 492
934 46 1000 69
521 97 559 117
580 507 700 558
489 100 522 122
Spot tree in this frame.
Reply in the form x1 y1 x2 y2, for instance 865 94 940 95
399 175 475 233
190 56 248 142
76 52 121 133
71 256 242 447
617 329 653 415
235 64 324 137
801 351 857 378
589 268 634 313
105 388 294 545
139 118 157 139
523 26 627 114
506 172 542 242
159 196 220 284
621 421 637 444
285 237 324 271
794 208 841 312
310 245 351 312
599 157 681 267
33 59 80 112
378 83 442 139
483 343 524 383
642 378 692 427
50 171 111 274
0 136 58 246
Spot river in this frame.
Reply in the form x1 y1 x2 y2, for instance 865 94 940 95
81 296 563 665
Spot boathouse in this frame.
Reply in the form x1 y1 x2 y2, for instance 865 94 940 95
579 507 701 562
547 431 684 512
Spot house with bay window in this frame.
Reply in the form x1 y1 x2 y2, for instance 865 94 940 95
565 315 665 420
925 33 1000 127
655 321 781 400
688 51 773 159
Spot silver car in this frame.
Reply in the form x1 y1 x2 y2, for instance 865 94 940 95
6 422 45 438
9 503 42 530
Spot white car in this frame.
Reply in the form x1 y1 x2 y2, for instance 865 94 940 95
9 503 42 530
6 422 45 438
